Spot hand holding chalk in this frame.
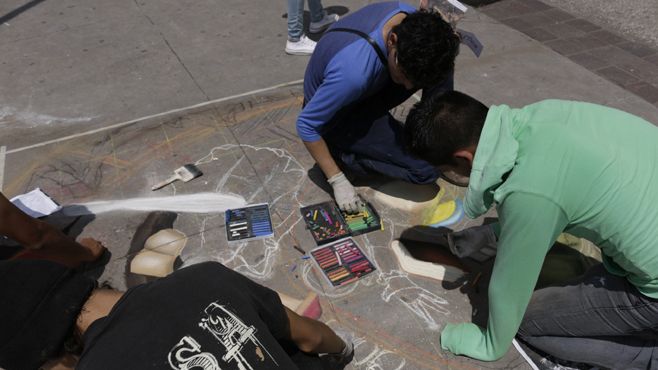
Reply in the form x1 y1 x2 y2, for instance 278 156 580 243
327 172 364 214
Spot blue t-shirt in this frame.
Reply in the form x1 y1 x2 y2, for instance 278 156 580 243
297 1 416 142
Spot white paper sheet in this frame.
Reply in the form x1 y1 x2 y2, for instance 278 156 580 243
10 188 61 218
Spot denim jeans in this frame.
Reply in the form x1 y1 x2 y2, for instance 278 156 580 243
287 0 324 41
518 264 658 369
321 75 454 184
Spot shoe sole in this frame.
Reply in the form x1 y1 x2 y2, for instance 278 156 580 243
439 173 470 187
309 24 331 33
285 49 313 55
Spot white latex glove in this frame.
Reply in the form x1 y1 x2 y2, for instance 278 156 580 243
327 172 364 213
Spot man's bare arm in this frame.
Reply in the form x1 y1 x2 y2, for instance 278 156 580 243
0 192 105 267
285 307 346 354
303 139 342 180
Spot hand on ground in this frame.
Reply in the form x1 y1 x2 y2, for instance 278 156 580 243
327 172 365 214
78 237 107 261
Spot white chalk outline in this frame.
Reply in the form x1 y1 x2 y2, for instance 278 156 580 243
5 79 303 155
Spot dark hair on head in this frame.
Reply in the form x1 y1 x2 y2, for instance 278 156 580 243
392 11 460 88
404 91 488 166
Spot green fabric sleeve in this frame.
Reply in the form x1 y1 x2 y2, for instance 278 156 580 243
441 192 568 361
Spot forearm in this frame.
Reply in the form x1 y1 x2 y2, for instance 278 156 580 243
0 192 54 249
1 192 104 267
285 307 345 354
441 193 568 360
303 139 341 179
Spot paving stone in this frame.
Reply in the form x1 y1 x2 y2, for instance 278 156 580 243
564 18 601 33
569 52 610 70
521 12 558 28
626 82 658 104
479 2 515 20
500 17 536 31
615 60 658 86
645 53 658 67
545 38 583 56
590 30 627 45
595 66 640 87
544 21 589 38
504 0 540 16
542 8 576 23
569 35 610 50
588 45 644 65
617 41 656 58
521 0 552 12
521 27 559 42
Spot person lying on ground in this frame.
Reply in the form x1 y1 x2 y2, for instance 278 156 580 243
404 90 658 369
0 259 353 370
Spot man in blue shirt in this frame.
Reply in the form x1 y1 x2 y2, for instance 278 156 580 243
296 1 460 212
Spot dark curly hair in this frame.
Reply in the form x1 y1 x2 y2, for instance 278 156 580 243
392 11 460 89
404 91 488 166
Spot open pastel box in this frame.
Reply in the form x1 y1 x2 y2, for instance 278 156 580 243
300 201 382 245
225 203 274 242
309 237 376 287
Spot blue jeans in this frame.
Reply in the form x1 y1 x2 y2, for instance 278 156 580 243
518 264 658 369
287 0 324 41
321 75 454 185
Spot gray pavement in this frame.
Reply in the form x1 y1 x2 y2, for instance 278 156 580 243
1 0 658 369
480 0 658 108
543 0 658 50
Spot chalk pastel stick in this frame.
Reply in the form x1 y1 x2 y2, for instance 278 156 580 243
313 248 334 257
337 276 359 286
314 252 331 260
349 260 371 271
329 270 350 281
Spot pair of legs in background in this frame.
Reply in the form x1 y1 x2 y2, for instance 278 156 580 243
519 264 658 369
286 0 337 55
287 0 325 41
322 77 454 185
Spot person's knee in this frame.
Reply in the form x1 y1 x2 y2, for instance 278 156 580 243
407 166 439 184
516 318 533 340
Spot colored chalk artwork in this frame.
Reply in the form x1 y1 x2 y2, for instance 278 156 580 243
225 203 274 241
301 201 382 245
424 199 465 228
310 238 376 287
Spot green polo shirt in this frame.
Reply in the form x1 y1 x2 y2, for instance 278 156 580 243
442 100 658 361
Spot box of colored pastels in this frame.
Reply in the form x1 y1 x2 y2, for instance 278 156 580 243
300 202 350 245
340 202 382 236
301 200 383 245
309 237 376 287
225 203 274 242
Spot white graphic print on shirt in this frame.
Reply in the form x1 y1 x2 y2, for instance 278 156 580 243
168 302 279 370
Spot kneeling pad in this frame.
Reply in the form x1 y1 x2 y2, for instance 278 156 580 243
130 229 187 277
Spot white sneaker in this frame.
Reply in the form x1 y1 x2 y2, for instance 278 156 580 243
285 35 316 55
309 12 339 33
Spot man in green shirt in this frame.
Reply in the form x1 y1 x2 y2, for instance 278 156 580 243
404 91 658 368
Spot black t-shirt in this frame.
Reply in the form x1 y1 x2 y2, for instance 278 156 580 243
77 262 298 370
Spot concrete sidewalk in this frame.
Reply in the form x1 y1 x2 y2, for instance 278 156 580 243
1 0 657 369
